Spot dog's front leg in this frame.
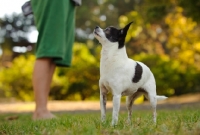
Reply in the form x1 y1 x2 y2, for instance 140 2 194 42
100 85 107 122
112 94 121 126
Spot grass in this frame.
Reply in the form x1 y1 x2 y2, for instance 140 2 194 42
0 107 200 135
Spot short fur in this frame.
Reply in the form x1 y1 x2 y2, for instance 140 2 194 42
93 22 167 126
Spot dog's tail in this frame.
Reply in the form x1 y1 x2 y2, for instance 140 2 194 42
156 95 168 101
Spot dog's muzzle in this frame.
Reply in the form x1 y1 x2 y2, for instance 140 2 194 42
94 26 101 37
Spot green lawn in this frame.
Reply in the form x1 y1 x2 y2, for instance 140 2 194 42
0 108 200 135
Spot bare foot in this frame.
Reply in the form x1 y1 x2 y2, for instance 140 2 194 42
32 109 56 120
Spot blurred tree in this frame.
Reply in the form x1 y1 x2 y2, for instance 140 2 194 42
0 43 100 101
0 14 34 43
1 0 200 101
165 7 200 69
75 0 136 42
64 43 100 100
133 53 200 96
178 0 200 23
0 55 35 101
119 2 200 95
0 14 34 67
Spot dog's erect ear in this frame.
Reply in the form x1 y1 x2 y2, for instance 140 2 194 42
118 22 133 49
121 22 133 37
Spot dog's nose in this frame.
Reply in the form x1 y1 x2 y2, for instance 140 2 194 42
95 26 99 29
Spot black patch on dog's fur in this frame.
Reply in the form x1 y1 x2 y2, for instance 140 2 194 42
104 22 133 49
104 27 119 43
132 62 143 83
104 26 125 49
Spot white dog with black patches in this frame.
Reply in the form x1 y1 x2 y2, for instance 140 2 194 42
93 22 167 126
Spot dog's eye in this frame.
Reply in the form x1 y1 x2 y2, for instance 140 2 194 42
104 28 110 31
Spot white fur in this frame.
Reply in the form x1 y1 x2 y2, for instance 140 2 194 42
94 26 167 126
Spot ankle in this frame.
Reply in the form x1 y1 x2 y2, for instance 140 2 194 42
33 109 56 120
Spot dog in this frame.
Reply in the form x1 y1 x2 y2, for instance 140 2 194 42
93 22 167 126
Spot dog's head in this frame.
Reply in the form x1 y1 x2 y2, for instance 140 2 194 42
93 22 132 49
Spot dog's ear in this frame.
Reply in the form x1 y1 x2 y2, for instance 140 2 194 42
118 22 133 49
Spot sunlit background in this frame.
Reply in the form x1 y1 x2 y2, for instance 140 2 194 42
0 0 200 102
0 0 38 54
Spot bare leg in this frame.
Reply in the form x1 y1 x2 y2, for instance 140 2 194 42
32 58 56 120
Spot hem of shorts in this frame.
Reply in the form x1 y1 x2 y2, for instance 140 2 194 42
36 53 72 67
54 61 71 67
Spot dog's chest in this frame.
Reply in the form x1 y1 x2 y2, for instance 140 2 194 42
100 58 135 89
100 58 127 76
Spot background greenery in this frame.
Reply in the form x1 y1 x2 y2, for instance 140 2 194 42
0 0 200 101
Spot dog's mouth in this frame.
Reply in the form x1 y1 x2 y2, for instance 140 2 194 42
94 31 101 37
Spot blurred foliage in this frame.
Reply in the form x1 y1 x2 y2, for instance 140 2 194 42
119 1 200 96
0 0 200 101
133 53 200 96
0 43 100 101
50 43 100 101
178 0 200 23
0 55 34 101
0 13 34 43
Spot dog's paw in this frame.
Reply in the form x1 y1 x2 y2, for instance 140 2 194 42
125 119 132 125
101 117 106 123
111 120 118 127
111 123 117 127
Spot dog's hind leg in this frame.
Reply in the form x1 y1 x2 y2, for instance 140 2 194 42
126 93 140 124
126 89 145 124
148 94 157 123
100 85 107 122
112 94 121 126
143 81 157 123
126 95 134 124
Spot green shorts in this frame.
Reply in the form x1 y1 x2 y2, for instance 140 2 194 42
31 0 75 67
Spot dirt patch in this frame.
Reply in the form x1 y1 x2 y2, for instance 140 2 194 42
0 93 199 113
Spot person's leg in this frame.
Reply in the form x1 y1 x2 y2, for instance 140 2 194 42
32 58 56 120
